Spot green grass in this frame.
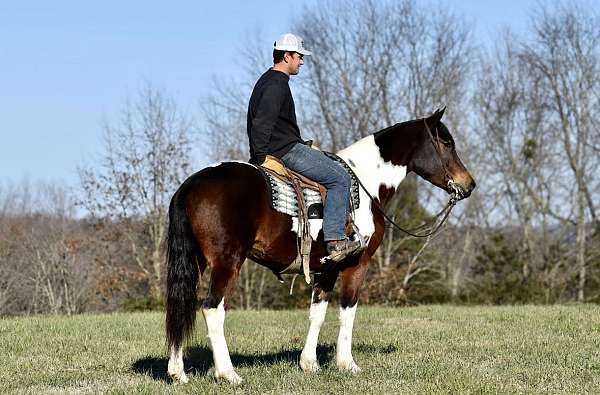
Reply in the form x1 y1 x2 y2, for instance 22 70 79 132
2 305 600 394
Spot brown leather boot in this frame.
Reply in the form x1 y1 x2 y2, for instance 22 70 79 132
326 238 363 262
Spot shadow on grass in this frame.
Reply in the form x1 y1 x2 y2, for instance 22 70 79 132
131 343 396 382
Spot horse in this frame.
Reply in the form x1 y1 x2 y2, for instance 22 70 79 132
165 108 475 384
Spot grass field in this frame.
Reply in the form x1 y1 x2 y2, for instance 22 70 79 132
1 305 600 394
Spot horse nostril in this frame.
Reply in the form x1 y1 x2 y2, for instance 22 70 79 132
460 179 475 198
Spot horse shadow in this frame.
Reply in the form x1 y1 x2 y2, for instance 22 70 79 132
131 343 397 382
131 344 332 382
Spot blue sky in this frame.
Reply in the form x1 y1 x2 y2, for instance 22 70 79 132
0 1 553 186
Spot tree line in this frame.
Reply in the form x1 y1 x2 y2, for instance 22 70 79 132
1 0 598 316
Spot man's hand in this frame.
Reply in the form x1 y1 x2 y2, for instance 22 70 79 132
303 139 322 151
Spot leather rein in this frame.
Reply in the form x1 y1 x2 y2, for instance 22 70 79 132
348 119 464 238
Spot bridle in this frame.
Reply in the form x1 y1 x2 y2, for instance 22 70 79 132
348 119 465 238
423 119 466 202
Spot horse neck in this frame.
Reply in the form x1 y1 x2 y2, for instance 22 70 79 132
337 129 415 208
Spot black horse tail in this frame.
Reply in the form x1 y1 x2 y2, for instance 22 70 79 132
165 187 200 351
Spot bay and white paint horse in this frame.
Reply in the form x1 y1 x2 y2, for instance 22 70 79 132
165 108 475 383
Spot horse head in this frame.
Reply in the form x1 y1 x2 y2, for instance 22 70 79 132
374 107 475 201
407 108 475 200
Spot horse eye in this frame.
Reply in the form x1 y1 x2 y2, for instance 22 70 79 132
439 138 453 147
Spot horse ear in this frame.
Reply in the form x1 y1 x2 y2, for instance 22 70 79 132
428 107 446 124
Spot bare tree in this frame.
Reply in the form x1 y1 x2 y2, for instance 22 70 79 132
201 28 272 163
461 5 600 304
201 80 250 161
474 33 557 286
79 85 195 299
0 184 16 314
0 180 96 315
28 235 87 315
520 5 600 301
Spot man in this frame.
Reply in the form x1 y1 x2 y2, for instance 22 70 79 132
247 33 361 262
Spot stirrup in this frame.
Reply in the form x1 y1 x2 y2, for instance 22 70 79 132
351 222 368 251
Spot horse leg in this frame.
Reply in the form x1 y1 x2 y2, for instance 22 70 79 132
201 256 243 384
167 345 187 383
300 272 337 372
336 255 369 373
166 253 207 383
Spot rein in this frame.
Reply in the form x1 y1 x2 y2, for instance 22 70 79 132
347 119 460 238
351 170 456 238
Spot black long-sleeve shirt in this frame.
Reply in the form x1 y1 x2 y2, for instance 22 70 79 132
247 69 302 164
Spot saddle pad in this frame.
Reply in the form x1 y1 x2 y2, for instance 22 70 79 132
263 172 324 218
324 152 361 207
259 153 360 218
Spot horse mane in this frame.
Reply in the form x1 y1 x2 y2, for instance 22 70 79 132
372 118 422 138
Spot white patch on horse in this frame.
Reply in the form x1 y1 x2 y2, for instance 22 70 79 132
291 218 323 240
204 161 256 169
336 304 361 373
167 344 188 383
338 135 407 239
300 293 329 372
202 298 242 384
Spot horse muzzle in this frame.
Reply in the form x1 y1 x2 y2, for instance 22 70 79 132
447 179 475 201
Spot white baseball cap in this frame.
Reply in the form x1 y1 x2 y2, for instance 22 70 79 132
274 33 312 56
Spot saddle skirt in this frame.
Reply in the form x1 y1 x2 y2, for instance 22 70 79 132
258 154 360 219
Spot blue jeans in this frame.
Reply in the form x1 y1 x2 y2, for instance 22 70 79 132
281 143 352 241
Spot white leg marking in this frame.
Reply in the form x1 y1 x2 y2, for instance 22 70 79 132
300 292 329 372
167 345 189 383
336 304 361 373
202 298 242 384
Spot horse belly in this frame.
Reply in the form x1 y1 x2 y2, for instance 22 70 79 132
249 213 299 271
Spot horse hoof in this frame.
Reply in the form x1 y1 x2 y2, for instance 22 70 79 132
216 369 243 385
300 358 320 373
168 371 189 384
337 360 362 374
167 361 189 384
